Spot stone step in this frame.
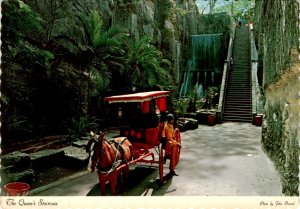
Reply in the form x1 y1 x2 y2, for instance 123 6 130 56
223 110 252 115
222 117 252 123
224 114 252 119
72 139 89 148
227 86 251 89
227 89 251 92
232 65 250 68
227 90 251 93
228 85 250 88
226 94 251 101
225 102 251 106
1 151 32 170
234 63 250 66
223 111 252 116
227 88 251 91
1 169 36 187
226 93 251 97
30 149 65 170
230 72 250 76
225 107 252 111
228 80 250 83
225 99 251 104
226 97 251 101
225 27 251 123
61 146 89 168
224 102 252 107
229 80 250 87
229 80 250 83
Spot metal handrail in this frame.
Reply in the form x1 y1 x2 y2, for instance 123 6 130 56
217 27 235 120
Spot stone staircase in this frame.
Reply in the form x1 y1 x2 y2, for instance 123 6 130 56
223 26 252 123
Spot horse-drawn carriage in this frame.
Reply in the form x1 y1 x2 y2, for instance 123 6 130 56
86 91 181 195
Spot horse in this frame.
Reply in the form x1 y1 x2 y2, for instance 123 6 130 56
86 131 133 195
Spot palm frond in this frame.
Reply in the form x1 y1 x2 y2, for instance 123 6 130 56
90 10 103 47
89 66 111 94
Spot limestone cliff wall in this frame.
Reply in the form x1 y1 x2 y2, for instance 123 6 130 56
94 0 200 89
254 0 299 196
96 0 232 91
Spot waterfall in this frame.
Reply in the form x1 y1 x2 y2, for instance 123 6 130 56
180 34 222 97
176 41 181 83
198 83 204 98
179 60 193 97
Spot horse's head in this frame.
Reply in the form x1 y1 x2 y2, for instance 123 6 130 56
86 131 105 172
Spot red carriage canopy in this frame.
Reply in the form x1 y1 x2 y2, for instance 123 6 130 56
104 91 170 104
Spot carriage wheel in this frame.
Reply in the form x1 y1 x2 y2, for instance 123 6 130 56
159 144 164 183
173 128 181 167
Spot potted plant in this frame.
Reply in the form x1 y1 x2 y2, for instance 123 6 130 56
200 86 219 126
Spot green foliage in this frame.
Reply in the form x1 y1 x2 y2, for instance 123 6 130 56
204 86 219 109
1 0 44 45
89 67 111 95
51 10 129 93
262 100 299 196
78 11 130 93
1 0 176 144
213 0 255 21
1 113 33 145
156 0 174 27
124 35 173 88
173 98 189 117
254 0 299 87
64 116 99 140
1 0 52 69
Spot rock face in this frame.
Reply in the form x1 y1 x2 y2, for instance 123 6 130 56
29 149 65 170
254 0 299 196
254 0 298 87
1 151 32 168
1 147 89 191
0 151 35 186
95 0 232 89
62 146 89 168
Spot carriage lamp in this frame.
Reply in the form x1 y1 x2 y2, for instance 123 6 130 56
118 107 123 118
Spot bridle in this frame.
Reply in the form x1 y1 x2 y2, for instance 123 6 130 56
88 132 128 175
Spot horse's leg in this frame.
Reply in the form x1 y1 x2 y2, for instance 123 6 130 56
120 165 129 195
110 173 118 195
98 174 107 196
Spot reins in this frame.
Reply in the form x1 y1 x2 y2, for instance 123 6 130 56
94 136 128 176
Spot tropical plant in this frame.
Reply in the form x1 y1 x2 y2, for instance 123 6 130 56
124 35 173 89
173 98 189 117
74 10 130 92
1 0 55 141
204 86 219 109
46 8 129 92
64 116 99 140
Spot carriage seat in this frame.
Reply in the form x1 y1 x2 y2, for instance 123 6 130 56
121 126 161 147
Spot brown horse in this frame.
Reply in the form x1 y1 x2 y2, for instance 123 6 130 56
86 131 133 195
